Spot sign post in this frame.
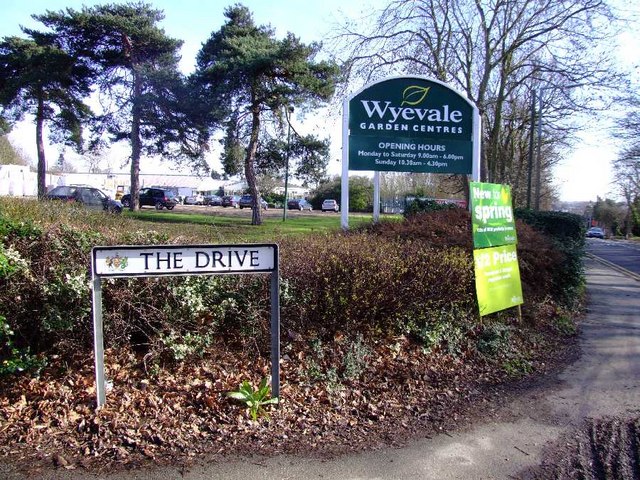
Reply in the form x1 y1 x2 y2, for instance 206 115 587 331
342 76 481 229
90 243 279 408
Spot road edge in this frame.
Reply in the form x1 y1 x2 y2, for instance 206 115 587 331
585 252 640 282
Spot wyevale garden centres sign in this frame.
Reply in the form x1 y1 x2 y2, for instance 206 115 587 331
345 76 480 175
341 76 480 228
342 76 523 317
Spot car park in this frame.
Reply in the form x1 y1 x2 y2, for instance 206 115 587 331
120 187 178 210
321 199 339 212
287 198 313 211
205 195 222 206
221 195 240 208
238 194 268 210
184 194 205 205
586 227 605 239
45 185 123 214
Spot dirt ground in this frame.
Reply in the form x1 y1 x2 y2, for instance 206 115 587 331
521 415 640 479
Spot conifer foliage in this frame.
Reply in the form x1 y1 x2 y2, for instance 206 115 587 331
192 5 340 225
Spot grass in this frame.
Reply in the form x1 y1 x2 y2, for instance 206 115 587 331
123 209 379 242
0 198 384 243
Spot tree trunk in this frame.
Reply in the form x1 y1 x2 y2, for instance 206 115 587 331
246 101 262 225
624 190 633 238
130 69 142 211
36 93 46 199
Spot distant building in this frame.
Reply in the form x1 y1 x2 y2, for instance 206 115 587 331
0 165 58 197
1 169 311 200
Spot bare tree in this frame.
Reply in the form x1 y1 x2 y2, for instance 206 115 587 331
612 94 640 235
333 0 623 204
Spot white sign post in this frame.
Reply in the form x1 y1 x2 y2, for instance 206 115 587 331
91 243 280 408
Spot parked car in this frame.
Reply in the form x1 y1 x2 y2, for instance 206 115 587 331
238 194 268 210
184 194 205 205
221 195 241 208
121 187 177 210
321 199 340 212
45 185 123 214
205 195 222 206
287 198 313 211
586 227 605 239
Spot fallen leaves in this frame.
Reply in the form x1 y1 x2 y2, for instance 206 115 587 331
0 330 574 475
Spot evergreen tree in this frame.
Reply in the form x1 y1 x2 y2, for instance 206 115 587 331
0 34 93 197
193 5 340 225
35 3 207 210
0 136 30 166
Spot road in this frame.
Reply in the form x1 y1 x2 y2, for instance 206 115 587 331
25 246 640 480
585 237 640 278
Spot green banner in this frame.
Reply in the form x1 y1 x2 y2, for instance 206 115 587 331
348 77 474 174
470 182 517 248
473 244 524 316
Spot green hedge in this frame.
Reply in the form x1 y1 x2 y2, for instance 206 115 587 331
514 208 586 243
403 198 459 217
0 203 585 377
514 208 585 307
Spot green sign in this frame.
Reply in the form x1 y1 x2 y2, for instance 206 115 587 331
348 77 474 174
473 244 524 316
470 182 517 248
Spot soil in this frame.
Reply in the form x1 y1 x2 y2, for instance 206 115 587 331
0 324 577 479
521 415 640 479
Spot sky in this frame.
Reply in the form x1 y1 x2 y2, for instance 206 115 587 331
1 0 639 203
2 0 366 180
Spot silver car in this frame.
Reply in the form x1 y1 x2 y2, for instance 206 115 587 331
321 199 339 212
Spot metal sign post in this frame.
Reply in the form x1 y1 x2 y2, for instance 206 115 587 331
90 243 280 408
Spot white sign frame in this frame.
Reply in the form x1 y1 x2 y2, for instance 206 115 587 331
341 76 481 229
91 243 280 408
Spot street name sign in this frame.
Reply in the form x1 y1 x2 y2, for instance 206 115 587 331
90 244 280 408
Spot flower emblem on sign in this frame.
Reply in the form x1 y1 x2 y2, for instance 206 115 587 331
500 186 510 204
401 85 430 106
105 254 128 270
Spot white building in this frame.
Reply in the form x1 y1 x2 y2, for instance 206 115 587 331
1 167 311 200
0 165 59 197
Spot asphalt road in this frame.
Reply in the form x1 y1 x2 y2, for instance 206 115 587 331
24 253 640 480
585 237 640 278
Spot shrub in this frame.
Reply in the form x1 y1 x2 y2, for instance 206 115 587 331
477 323 513 356
514 208 585 243
0 314 45 376
515 208 586 308
279 232 476 339
101 274 271 361
362 208 582 317
403 198 460 218
0 237 46 376
0 197 585 375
